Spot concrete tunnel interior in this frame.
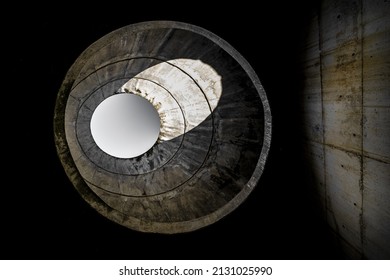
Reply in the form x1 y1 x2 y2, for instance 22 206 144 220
4 0 389 260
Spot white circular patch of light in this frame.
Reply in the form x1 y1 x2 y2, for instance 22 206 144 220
90 93 160 158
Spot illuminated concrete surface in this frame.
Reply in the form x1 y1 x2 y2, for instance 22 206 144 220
54 21 271 234
298 0 390 259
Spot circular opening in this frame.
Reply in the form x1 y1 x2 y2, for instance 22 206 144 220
90 93 160 158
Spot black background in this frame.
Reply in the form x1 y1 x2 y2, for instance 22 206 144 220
3 1 344 259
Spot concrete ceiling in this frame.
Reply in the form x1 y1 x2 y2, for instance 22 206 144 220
54 21 271 233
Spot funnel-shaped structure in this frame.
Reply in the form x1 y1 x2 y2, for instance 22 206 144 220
54 21 271 233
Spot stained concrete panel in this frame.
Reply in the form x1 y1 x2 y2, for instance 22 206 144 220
321 41 362 152
320 0 362 52
363 30 390 107
363 107 390 162
363 157 390 259
323 102 362 153
321 43 362 104
325 146 362 252
362 0 390 162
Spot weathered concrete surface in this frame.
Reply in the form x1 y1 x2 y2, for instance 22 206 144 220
299 0 390 259
54 21 271 233
361 0 390 259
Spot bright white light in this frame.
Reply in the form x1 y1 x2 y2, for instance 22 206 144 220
90 93 160 158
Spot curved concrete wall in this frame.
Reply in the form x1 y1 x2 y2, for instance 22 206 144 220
299 0 389 259
54 21 271 233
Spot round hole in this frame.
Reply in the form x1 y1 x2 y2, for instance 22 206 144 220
90 93 160 158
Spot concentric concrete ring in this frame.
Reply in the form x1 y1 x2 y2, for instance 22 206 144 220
54 21 272 233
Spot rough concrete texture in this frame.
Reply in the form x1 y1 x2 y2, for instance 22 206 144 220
299 0 390 259
54 21 271 233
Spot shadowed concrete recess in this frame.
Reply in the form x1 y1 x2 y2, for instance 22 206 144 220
54 21 271 233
